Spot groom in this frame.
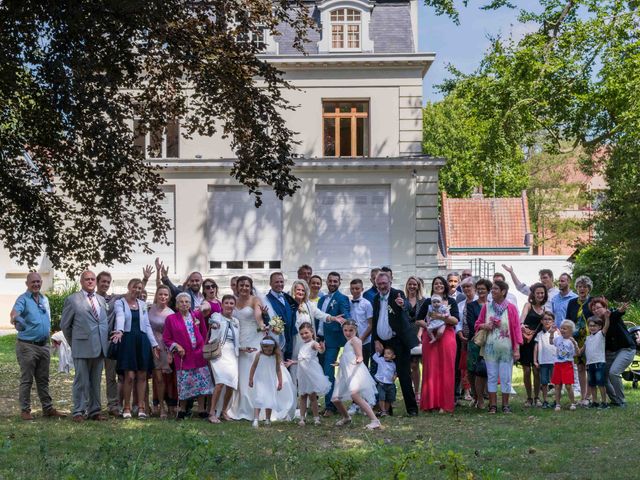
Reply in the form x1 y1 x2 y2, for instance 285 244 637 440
263 272 295 361
318 271 351 415
372 270 419 416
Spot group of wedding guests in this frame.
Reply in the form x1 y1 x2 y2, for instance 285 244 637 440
10 261 637 426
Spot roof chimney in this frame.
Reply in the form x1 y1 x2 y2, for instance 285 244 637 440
471 186 484 199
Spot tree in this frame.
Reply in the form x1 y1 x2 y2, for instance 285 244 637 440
422 95 528 198
0 0 315 274
433 0 640 298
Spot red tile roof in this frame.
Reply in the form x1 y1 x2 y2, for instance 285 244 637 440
441 191 532 256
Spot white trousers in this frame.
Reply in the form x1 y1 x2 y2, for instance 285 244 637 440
486 359 513 394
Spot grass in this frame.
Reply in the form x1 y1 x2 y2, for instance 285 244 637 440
0 333 638 479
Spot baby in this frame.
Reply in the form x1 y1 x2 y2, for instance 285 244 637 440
426 294 449 343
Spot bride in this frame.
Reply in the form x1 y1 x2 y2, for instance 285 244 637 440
226 276 296 421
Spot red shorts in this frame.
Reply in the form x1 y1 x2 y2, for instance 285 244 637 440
551 361 574 385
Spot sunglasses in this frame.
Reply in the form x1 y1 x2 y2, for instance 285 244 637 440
204 284 216 290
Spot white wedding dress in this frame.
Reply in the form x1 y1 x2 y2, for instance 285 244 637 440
226 305 296 421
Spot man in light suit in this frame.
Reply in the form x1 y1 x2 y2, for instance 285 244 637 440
61 270 110 422
318 271 350 415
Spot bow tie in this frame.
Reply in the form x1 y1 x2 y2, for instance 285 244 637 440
351 299 360 303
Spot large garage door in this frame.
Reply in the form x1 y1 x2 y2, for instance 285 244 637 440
315 185 390 271
207 186 282 268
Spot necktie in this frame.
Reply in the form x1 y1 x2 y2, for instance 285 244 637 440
87 292 99 320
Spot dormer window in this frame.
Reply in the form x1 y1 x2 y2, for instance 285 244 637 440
317 1 374 53
331 8 361 50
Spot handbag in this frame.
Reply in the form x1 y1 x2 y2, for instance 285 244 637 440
107 340 120 360
473 328 488 347
203 321 224 361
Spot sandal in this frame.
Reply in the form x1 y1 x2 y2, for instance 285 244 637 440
335 416 352 426
569 403 577 411
208 415 221 424
524 398 533 408
298 419 306 426
502 405 512 414
488 405 497 414
365 420 381 430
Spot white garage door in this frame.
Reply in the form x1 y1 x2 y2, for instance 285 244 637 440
107 187 175 274
315 185 390 271
207 186 282 266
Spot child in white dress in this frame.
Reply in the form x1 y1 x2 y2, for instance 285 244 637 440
287 322 331 426
331 320 381 430
426 294 449 343
248 337 282 427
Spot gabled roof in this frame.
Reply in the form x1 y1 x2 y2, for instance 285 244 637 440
440 191 532 256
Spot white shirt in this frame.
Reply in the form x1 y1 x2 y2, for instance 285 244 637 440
376 293 394 341
534 329 556 365
584 331 606 365
350 297 373 344
372 353 396 384
82 289 102 317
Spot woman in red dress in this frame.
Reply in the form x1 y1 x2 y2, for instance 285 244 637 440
416 276 460 413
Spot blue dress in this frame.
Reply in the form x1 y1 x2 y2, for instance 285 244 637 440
117 309 154 374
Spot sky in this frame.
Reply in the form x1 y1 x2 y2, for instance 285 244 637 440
418 0 540 102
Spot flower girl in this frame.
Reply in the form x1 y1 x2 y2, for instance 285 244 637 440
331 320 381 430
248 337 282 427
287 322 331 426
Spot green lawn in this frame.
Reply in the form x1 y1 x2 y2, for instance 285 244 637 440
0 334 638 479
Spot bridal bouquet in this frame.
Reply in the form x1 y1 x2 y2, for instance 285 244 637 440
269 315 285 335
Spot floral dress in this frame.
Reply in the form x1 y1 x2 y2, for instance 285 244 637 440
483 302 512 363
176 314 214 400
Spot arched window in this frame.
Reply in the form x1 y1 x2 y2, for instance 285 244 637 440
330 8 361 50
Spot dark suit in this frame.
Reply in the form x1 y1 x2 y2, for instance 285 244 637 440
264 291 295 361
372 288 418 414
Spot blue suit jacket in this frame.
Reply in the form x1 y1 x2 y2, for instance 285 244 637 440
265 291 295 360
317 290 351 348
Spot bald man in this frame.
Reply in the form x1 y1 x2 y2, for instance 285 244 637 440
61 270 110 422
11 273 66 420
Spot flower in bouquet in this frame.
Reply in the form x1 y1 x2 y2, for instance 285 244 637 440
269 315 285 335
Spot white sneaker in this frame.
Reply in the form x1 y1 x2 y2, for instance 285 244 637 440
264 419 271 426
347 404 359 416
252 419 259 428
313 416 321 426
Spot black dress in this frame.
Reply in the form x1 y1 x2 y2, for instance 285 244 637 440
520 306 543 367
117 309 154 374
405 298 426 358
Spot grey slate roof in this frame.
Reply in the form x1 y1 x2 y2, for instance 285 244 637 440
275 0 414 55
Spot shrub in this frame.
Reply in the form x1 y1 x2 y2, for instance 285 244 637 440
47 283 79 332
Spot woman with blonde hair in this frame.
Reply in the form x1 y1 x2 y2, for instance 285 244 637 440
404 275 425 402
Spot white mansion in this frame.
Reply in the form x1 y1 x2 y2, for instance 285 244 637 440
0 0 442 321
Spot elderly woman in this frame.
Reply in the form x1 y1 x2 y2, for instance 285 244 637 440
566 275 594 404
404 276 426 402
208 294 240 423
475 280 522 414
111 278 159 419
148 285 175 419
589 296 634 407
163 292 213 419
465 278 491 409
519 282 548 407
456 277 477 402
416 276 460 413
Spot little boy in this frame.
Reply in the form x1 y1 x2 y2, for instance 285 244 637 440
580 315 610 408
371 347 397 416
533 311 556 408
347 279 373 416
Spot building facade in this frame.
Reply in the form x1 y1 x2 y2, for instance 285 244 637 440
0 0 442 324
